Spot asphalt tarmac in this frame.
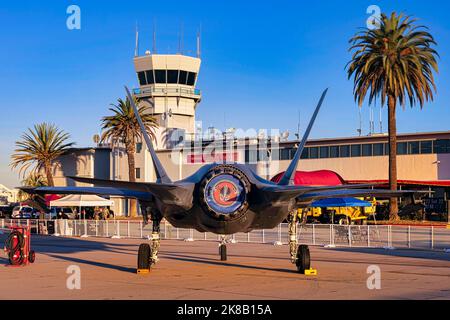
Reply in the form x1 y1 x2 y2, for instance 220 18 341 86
0 234 449 299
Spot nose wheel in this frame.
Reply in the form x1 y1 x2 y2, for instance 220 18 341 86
219 244 227 261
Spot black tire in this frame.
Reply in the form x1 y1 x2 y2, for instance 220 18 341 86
137 243 152 270
219 244 227 261
28 250 36 263
296 245 310 274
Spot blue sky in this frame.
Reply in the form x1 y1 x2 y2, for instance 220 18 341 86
0 0 449 188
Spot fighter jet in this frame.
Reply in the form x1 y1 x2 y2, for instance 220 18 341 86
21 87 419 274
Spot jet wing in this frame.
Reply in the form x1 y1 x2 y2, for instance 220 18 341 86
19 186 154 201
68 176 195 209
296 188 421 204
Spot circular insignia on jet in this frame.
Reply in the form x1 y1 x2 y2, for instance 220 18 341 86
199 165 251 221
205 174 245 214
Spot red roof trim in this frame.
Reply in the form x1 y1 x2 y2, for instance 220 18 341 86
346 179 450 187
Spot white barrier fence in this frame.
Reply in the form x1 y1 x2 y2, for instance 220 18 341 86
1 218 449 251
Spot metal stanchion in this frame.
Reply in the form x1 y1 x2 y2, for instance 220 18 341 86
312 224 316 245
431 226 434 249
262 229 265 243
348 225 352 247
408 226 411 248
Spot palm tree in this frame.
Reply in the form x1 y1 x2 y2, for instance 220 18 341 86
347 12 438 221
17 173 48 201
101 96 158 217
11 123 75 187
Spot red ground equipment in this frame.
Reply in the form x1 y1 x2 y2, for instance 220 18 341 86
4 226 35 266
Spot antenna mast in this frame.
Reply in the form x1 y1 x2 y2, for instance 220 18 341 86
357 107 362 136
153 20 157 54
134 22 139 57
196 25 201 58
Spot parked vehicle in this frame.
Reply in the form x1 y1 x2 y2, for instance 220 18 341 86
0 204 15 218
11 206 37 219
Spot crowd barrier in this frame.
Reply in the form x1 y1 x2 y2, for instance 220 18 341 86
1 218 449 251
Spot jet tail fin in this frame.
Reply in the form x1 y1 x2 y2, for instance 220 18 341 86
125 86 172 183
277 89 328 185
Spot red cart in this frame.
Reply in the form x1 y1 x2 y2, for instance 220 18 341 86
4 226 35 266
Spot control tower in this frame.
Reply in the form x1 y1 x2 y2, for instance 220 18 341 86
133 53 202 150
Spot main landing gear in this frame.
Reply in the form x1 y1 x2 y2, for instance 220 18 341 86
288 209 311 274
137 206 162 273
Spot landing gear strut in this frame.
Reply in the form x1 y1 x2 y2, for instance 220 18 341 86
137 204 162 272
288 209 311 274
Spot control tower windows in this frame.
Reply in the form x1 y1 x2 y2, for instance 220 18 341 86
137 69 197 86
187 72 196 86
138 72 147 86
167 70 179 84
179 70 188 84
145 71 155 84
155 70 166 83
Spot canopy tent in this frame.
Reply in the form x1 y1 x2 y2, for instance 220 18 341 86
50 194 114 207
311 197 372 208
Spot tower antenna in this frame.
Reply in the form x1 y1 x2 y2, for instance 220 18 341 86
134 21 139 57
196 25 202 58
153 19 157 54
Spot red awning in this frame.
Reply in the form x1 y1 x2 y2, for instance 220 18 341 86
45 194 61 206
346 179 450 187
271 170 345 186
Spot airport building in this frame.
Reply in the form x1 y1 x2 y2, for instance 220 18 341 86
49 51 450 216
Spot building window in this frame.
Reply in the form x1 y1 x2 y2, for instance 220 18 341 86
179 70 188 84
330 146 339 158
319 146 329 158
340 145 350 158
135 168 141 179
301 147 309 159
145 70 154 84
408 141 420 154
351 144 361 157
187 72 197 86
434 139 450 154
309 147 319 159
137 72 146 85
136 143 142 153
397 142 407 155
373 143 384 156
154 70 166 83
384 143 389 155
167 70 179 84
362 144 372 157
420 141 432 154
280 148 291 160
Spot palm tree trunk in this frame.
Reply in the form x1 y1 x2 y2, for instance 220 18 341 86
44 163 55 187
388 95 399 221
126 142 138 217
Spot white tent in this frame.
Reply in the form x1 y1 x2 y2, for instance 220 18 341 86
50 194 114 207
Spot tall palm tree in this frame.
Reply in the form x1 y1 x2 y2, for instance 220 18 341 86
101 96 158 217
17 173 48 201
11 123 75 187
347 12 438 220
